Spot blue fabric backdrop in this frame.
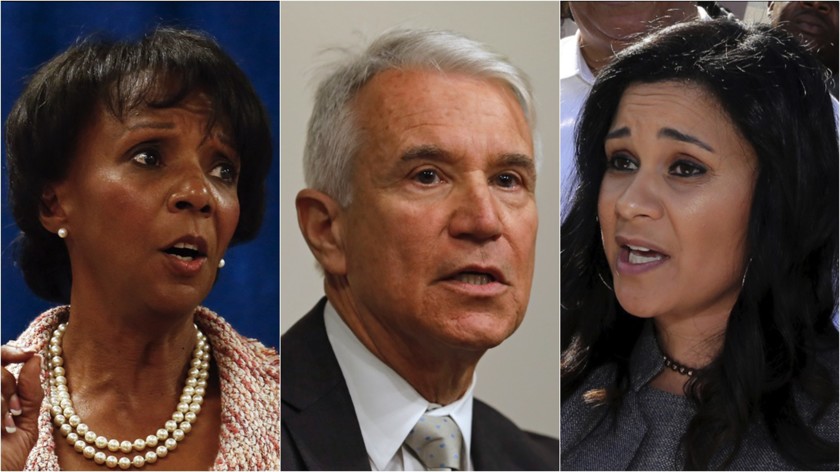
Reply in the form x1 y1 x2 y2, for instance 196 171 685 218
1 1 279 348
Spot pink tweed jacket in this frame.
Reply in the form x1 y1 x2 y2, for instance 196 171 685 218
6 306 280 470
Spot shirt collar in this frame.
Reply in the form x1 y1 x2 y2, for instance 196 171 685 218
324 300 475 471
629 321 665 392
561 30 595 85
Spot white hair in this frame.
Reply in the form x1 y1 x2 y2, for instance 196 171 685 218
304 28 540 206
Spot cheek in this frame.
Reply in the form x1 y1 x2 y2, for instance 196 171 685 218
511 206 538 275
381 207 440 275
597 184 618 255
678 189 751 277
82 175 158 226
344 202 424 284
216 193 240 245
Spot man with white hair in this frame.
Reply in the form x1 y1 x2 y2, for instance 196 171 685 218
282 28 558 470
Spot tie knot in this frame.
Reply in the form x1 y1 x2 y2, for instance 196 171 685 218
404 414 464 471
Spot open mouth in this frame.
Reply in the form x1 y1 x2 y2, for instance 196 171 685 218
163 242 207 262
624 244 667 265
451 271 497 286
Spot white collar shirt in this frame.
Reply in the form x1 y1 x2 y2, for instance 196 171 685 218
560 29 594 221
324 300 475 471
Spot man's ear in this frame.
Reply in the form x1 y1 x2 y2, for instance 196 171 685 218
38 184 69 236
296 188 347 276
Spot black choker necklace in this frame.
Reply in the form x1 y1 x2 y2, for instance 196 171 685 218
662 353 696 377
654 332 697 377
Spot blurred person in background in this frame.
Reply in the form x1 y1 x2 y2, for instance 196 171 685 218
769 1 838 96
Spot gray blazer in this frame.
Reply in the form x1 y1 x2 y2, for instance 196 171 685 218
561 323 838 470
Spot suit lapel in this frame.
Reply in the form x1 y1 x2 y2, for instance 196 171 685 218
282 298 370 470
471 399 559 470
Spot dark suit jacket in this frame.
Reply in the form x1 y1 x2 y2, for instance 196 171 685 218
282 298 559 471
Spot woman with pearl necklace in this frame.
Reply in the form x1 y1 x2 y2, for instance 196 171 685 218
1 27 279 470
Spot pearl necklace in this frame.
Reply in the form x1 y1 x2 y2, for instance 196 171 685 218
47 322 211 470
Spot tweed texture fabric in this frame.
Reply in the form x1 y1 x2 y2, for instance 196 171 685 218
561 322 838 470
6 305 280 470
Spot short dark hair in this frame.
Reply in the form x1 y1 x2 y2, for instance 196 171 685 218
5 27 273 303
562 19 837 469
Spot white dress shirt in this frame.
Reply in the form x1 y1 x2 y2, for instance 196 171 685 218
324 301 475 471
559 29 594 222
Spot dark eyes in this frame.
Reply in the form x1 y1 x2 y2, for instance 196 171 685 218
493 172 522 189
131 150 161 167
606 153 707 177
131 149 239 184
669 160 706 177
209 163 239 184
607 154 638 172
411 168 523 189
414 169 443 185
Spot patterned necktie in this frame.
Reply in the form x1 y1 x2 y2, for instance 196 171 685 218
404 414 464 471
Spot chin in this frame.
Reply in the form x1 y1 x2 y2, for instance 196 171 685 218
439 309 523 351
146 284 210 317
614 290 662 319
615 298 662 320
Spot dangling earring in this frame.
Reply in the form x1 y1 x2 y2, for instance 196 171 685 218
596 270 614 292
57 228 68 239
218 258 225 269
595 219 612 291
741 257 752 288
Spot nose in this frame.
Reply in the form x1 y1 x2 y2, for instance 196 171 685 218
613 171 664 222
803 1 834 14
167 167 213 216
448 178 503 242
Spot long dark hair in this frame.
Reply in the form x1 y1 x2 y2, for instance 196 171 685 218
561 19 838 469
5 28 273 303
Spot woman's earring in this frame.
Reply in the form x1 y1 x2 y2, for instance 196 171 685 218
741 257 752 288
57 228 68 239
218 258 225 269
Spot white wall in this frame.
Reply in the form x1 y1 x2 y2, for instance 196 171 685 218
280 1 559 438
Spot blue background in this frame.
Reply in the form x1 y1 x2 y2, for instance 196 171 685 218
1 1 280 349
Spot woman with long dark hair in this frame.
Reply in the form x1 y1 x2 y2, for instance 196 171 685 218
561 19 838 470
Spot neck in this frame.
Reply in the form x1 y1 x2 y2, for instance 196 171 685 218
577 8 698 75
653 309 729 372
326 277 480 404
650 315 725 396
60 288 199 399
577 36 616 76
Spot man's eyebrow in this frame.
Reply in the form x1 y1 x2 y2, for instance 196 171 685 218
400 145 451 162
658 127 714 152
498 153 536 177
400 146 535 174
